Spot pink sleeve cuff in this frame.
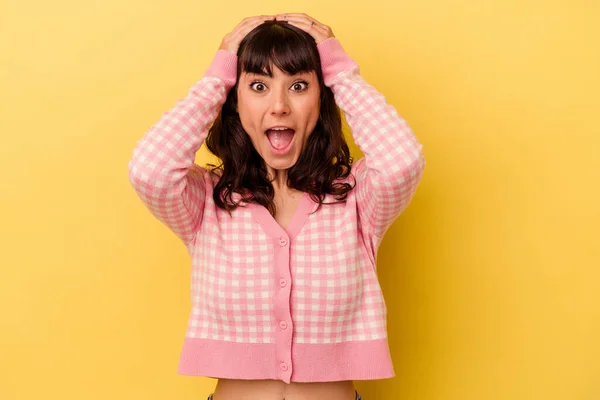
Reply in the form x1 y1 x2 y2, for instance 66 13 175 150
317 38 359 86
204 50 238 90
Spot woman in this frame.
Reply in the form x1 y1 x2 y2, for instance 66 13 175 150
128 13 426 400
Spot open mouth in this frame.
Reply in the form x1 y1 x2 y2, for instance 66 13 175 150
265 128 296 154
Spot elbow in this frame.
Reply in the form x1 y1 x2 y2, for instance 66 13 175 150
127 153 159 193
391 146 426 187
127 157 146 191
384 149 426 203
412 150 426 179
365 145 426 192
127 153 191 199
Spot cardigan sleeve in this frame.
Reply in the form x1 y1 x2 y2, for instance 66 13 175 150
127 50 238 246
317 38 426 238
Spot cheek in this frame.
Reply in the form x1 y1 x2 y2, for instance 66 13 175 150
238 110 264 149
237 97 259 132
306 100 320 130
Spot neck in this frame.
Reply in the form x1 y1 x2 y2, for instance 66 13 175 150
267 166 290 193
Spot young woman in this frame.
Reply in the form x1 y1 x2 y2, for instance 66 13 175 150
128 13 426 400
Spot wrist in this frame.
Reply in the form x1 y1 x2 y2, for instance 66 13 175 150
204 49 238 90
317 38 359 86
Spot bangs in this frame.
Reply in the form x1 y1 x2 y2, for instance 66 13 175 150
239 22 320 76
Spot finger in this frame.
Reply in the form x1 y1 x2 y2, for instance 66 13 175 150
244 16 273 28
243 15 275 26
236 17 271 39
242 15 274 23
285 18 328 33
277 13 322 25
234 16 273 35
284 21 330 44
237 15 273 30
278 15 326 30
278 12 314 19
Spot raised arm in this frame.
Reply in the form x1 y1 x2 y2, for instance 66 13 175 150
128 17 275 246
318 37 426 238
273 13 426 239
127 50 237 246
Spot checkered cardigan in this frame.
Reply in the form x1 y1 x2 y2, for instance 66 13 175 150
128 37 425 383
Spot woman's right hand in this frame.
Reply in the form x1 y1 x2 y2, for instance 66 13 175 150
219 15 275 54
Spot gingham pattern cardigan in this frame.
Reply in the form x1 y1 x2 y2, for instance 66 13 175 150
128 37 426 383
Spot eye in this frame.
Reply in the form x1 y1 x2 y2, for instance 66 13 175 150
249 80 310 93
291 80 309 91
249 81 267 92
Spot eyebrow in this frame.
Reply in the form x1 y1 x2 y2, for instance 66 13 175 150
247 70 271 77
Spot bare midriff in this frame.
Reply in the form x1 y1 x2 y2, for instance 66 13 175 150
212 379 357 400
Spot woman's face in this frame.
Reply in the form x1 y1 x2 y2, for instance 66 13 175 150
236 64 320 172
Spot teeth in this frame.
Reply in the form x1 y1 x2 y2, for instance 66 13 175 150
269 127 291 130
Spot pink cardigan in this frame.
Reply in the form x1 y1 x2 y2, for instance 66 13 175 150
128 37 426 383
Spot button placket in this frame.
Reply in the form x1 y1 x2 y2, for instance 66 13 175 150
273 233 292 381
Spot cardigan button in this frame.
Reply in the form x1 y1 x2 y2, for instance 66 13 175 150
279 278 286 287
280 362 288 371
279 237 288 246
279 321 287 330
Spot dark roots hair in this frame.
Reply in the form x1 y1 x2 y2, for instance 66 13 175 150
205 20 355 216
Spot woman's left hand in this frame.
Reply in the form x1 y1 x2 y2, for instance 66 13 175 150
275 13 335 44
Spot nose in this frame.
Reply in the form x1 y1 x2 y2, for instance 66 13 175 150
269 86 290 116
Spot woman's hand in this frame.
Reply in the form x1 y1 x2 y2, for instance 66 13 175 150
275 13 335 44
219 15 275 54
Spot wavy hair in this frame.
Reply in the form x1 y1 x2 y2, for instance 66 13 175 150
205 20 355 216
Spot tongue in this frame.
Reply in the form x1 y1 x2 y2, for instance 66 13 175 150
267 129 294 150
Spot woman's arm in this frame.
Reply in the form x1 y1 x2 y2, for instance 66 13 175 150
318 38 426 239
127 50 237 246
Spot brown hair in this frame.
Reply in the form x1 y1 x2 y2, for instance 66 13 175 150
205 20 355 216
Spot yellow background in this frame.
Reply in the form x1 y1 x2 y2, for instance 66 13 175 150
1 0 599 399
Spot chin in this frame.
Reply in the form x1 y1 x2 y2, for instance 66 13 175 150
264 156 299 172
